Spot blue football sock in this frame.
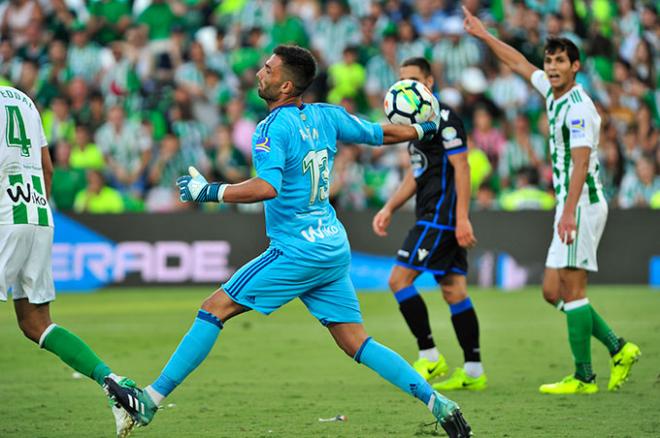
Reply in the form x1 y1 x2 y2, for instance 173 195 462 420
354 337 433 404
151 310 223 398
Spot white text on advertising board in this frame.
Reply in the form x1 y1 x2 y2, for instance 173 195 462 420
52 241 232 283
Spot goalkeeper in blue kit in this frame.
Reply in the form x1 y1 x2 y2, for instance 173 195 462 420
105 45 471 438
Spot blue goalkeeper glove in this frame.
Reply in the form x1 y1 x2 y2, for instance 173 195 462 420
176 166 227 203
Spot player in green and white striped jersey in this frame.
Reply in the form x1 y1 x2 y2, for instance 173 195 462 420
0 86 134 437
463 7 641 396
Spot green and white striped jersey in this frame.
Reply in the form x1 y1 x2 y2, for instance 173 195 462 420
530 70 603 205
0 86 53 227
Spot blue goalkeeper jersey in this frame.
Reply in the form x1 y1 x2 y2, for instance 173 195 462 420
253 103 383 267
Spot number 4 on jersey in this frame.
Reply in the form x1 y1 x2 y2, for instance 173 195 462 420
5 105 32 157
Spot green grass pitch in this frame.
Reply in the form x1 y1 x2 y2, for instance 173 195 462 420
1 286 658 437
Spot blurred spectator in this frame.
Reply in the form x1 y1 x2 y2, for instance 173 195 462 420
499 167 555 211
328 46 366 104
70 125 105 171
397 19 430 61
146 134 189 212
47 0 77 43
15 20 48 66
87 0 132 46
312 0 360 66
489 64 529 120
74 169 125 214
268 0 309 51
432 16 482 86
365 33 399 116
41 95 75 147
472 105 506 170
599 138 625 202
136 0 180 43
498 114 547 189
95 105 152 196
411 0 449 43
0 0 43 48
618 154 660 208
211 125 250 183
0 37 21 84
225 97 257 160
36 39 72 107
51 140 86 211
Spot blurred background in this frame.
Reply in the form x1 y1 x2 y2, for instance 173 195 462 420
1 0 658 291
1 0 658 215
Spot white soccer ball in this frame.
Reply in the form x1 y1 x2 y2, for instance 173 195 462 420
383 79 438 125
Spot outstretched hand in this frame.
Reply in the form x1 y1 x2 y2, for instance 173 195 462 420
462 5 488 39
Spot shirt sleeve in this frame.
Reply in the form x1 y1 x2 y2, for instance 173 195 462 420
439 111 468 155
565 104 595 149
530 70 551 97
325 104 383 145
252 121 288 193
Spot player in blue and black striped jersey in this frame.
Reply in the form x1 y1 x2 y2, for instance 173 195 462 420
373 58 486 392
105 46 472 437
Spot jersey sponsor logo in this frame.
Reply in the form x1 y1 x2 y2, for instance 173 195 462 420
570 119 586 138
439 109 450 121
6 181 47 206
408 144 428 178
417 248 429 261
300 218 340 243
443 138 463 149
441 126 457 141
254 136 271 153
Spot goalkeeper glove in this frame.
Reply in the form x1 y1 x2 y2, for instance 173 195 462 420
176 166 227 203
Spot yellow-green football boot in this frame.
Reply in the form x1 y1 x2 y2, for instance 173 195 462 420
608 341 641 391
432 368 487 391
539 375 598 394
413 355 449 381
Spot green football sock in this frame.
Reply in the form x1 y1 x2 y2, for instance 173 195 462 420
41 325 112 386
589 305 622 356
564 300 593 382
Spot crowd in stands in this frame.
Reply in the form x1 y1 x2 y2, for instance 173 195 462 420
0 0 658 213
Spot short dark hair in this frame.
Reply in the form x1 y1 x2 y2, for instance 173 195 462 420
401 57 432 76
273 45 317 96
544 37 580 64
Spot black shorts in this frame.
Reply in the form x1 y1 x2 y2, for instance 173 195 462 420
395 221 467 277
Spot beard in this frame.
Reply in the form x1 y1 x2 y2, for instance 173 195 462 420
257 84 278 102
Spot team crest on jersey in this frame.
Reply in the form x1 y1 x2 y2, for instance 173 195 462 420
441 126 457 141
254 136 271 153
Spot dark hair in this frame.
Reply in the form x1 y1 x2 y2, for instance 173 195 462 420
544 37 580 64
401 57 432 76
273 45 317 96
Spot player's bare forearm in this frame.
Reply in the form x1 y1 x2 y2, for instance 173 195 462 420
462 6 537 81
448 152 471 220
384 169 417 213
41 146 53 200
381 124 419 144
564 148 590 215
222 177 277 203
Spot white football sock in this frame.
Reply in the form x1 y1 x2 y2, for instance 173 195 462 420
418 347 439 362
464 361 484 378
145 385 165 405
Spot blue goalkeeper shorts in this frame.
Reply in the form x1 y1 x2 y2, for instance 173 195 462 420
222 247 362 326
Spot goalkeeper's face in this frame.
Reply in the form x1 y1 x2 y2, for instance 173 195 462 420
257 55 287 102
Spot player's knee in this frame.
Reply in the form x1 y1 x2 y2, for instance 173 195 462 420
388 275 411 293
442 287 467 304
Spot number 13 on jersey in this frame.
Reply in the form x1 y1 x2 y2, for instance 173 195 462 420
302 149 329 204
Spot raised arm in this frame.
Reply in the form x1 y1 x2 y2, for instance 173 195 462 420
462 6 538 81
176 167 277 204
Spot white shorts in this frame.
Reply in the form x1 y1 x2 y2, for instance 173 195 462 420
545 200 607 272
0 224 55 304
